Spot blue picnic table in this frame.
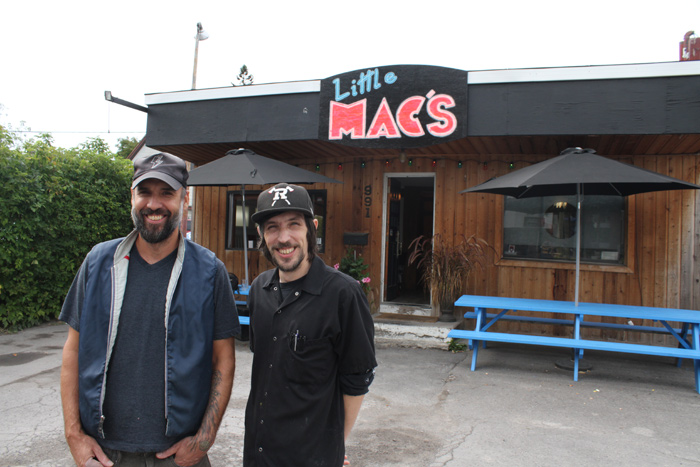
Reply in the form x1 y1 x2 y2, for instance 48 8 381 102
235 284 250 326
448 295 700 393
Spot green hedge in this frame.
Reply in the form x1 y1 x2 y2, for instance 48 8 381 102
0 137 134 330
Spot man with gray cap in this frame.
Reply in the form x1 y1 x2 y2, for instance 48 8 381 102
243 183 377 467
59 152 240 467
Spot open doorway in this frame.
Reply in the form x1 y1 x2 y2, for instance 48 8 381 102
382 175 434 306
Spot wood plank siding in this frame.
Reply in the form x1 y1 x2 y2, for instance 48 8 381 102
191 146 700 344
148 63 700 345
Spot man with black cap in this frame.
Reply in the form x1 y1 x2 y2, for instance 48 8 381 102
244 183 377 467
59 152 240 467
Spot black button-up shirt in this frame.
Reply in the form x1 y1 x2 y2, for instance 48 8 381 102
243 256 377 467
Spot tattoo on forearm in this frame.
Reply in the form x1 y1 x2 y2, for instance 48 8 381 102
189 369 223 453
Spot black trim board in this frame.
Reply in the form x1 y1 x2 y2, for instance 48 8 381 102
146 75 700 147
147 93 320 146
468 76 700 136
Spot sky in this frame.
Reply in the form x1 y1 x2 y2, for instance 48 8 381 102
1 0 698 151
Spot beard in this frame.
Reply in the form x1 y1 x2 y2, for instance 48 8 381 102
132 200 184 244
269 242 306 273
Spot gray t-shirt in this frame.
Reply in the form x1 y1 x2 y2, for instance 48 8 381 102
60 243 239 452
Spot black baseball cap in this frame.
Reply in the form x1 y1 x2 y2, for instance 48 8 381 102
132 152 188 190
251 183 314 225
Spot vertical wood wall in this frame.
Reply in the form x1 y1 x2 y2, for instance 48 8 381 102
192 151 700 344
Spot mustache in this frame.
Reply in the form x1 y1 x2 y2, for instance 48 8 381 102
140 208 170 217
272 242 294 249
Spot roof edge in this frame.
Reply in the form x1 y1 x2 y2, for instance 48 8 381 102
468 61 700 84
145 80 320 105
145 61 700 106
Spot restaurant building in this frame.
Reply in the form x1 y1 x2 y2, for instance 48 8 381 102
142 60 700 343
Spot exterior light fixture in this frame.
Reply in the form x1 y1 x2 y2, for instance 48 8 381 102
192 22 209 90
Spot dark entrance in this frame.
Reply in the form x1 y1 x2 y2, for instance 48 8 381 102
384 176 434 305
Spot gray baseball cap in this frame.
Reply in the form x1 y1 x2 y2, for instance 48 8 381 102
132 152 188 190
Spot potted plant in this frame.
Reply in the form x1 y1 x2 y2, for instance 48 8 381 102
335 247 375 310
408 234 490 322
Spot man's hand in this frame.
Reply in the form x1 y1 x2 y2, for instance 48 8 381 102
157 338 235 466
156 437 207 466
61 328 113 467
65 430 113 467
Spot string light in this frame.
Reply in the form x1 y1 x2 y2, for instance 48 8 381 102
310 158 530 174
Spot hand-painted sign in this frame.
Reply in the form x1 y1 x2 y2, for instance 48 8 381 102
319 65 468 148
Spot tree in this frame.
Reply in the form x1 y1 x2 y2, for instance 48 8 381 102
0 123 13 149
233 64 254 86
116 136 140 159
0 104 30 149
79 136 111 154
0 128 133 330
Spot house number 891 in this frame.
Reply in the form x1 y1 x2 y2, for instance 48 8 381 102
364 185 372 218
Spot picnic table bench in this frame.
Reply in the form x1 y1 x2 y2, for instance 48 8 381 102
447 295 700 393
236 285 250 326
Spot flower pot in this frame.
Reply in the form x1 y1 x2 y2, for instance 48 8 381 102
438 301 457 322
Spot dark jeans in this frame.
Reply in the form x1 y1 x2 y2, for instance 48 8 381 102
103 448 211 467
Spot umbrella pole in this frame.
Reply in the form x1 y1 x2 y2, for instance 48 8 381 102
575 184 581 306
241 186 250 287
557 183 594 371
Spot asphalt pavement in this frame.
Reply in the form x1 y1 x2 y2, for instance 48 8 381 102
1 321 699 466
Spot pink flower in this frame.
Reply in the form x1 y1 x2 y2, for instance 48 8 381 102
362 277 371 284
334 263 340 270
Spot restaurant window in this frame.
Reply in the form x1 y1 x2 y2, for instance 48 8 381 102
226 190 327 253
502 195 625 265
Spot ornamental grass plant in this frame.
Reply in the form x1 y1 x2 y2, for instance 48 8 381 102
408 234 490 320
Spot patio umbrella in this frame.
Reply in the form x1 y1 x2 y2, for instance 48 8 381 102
461 147 700 305
188 148 341 286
